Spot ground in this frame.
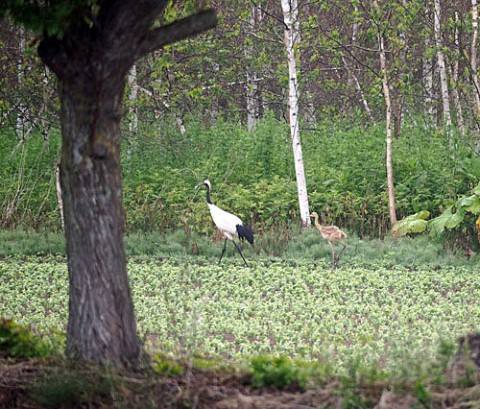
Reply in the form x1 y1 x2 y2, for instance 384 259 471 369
1 358 480 409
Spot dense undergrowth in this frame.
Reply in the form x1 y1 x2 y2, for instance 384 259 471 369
1 116 479 243
2 253 480 408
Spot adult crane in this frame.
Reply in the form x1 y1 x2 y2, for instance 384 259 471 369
310 211 347 268
200 179 254 266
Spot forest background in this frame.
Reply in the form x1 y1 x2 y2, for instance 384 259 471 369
1 0 480 253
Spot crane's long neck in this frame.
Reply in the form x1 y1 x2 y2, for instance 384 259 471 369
313 215 322 230
205 187 212 204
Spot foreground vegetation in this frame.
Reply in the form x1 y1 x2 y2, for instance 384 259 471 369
1 230 480 407
1 229 479 372
3 255 479 374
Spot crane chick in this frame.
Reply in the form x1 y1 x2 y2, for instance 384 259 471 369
310 211 347 268
201 179 254 266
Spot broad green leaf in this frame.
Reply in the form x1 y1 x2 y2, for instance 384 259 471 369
428 206 465 236
392 211 430 237
473 183 480 196
458 194 480 214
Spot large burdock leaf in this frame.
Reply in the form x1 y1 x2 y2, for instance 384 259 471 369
392 210 430 237
457 194 480 214
428 206 466 236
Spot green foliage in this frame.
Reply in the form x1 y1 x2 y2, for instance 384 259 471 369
1 0 98 38
1 117 479 240
151 354 184 376
29 364 119 409
392 210 430 237
250 355 310 390
0 318 63 358
428 182 480 237
2 256 480 377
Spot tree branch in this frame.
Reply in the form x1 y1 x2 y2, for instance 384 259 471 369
137 9 217 58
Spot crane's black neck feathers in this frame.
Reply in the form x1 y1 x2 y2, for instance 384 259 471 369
237 223 254 245
204 184 212 204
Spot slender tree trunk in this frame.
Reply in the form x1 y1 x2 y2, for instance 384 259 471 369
55 164 64 230
423 1 436 123
345 2 372 120
373 0 397 226
128 64 139 136
471 0 480 151
245 3 261 133
16 28 25 139
281 0 310 226
434 0 452 129
450 11 465 135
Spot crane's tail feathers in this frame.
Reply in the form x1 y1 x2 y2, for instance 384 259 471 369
237 223 254 245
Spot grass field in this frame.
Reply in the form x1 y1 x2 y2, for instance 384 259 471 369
1 253 478 378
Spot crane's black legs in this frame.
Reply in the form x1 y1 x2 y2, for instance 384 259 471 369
232 240 249 267
218 238 228 265
218 238 249 267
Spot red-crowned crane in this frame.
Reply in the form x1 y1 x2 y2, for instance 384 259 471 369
201 179 254 266
310 211 347 268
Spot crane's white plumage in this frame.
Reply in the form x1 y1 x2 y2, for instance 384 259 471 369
201 179 254 266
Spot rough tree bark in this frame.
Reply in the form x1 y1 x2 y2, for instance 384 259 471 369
37 3 217 368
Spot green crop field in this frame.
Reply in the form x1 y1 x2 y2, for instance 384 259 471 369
1 256 478 375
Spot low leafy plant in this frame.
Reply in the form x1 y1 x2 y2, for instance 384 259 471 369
151 354 184 376
249 355 310 390
29 364 119 409
0 318 61 358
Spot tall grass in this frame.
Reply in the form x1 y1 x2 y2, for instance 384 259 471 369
1 115 479 240
0 227 477 267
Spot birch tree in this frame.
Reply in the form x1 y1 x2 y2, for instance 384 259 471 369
450 11 464 135
372 0 397 227
471 0 480 144
423 1 436 123
433 0 452 129
244 3 262 133
280 0 310 226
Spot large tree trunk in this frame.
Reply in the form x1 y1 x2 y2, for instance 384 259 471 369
37 4 217 369
59 68 142 367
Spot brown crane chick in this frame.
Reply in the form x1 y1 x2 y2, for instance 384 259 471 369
310 211 347 268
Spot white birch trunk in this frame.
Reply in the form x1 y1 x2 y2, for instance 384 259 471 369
56 164 64 230
16 28 26 138
128 64 139 135
473 0 480 113
451 11 465 135
471 0 480 151
245 4 261 133
423 1 435 123
434 0 452 129
281 0 310 226
373 0 397 227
